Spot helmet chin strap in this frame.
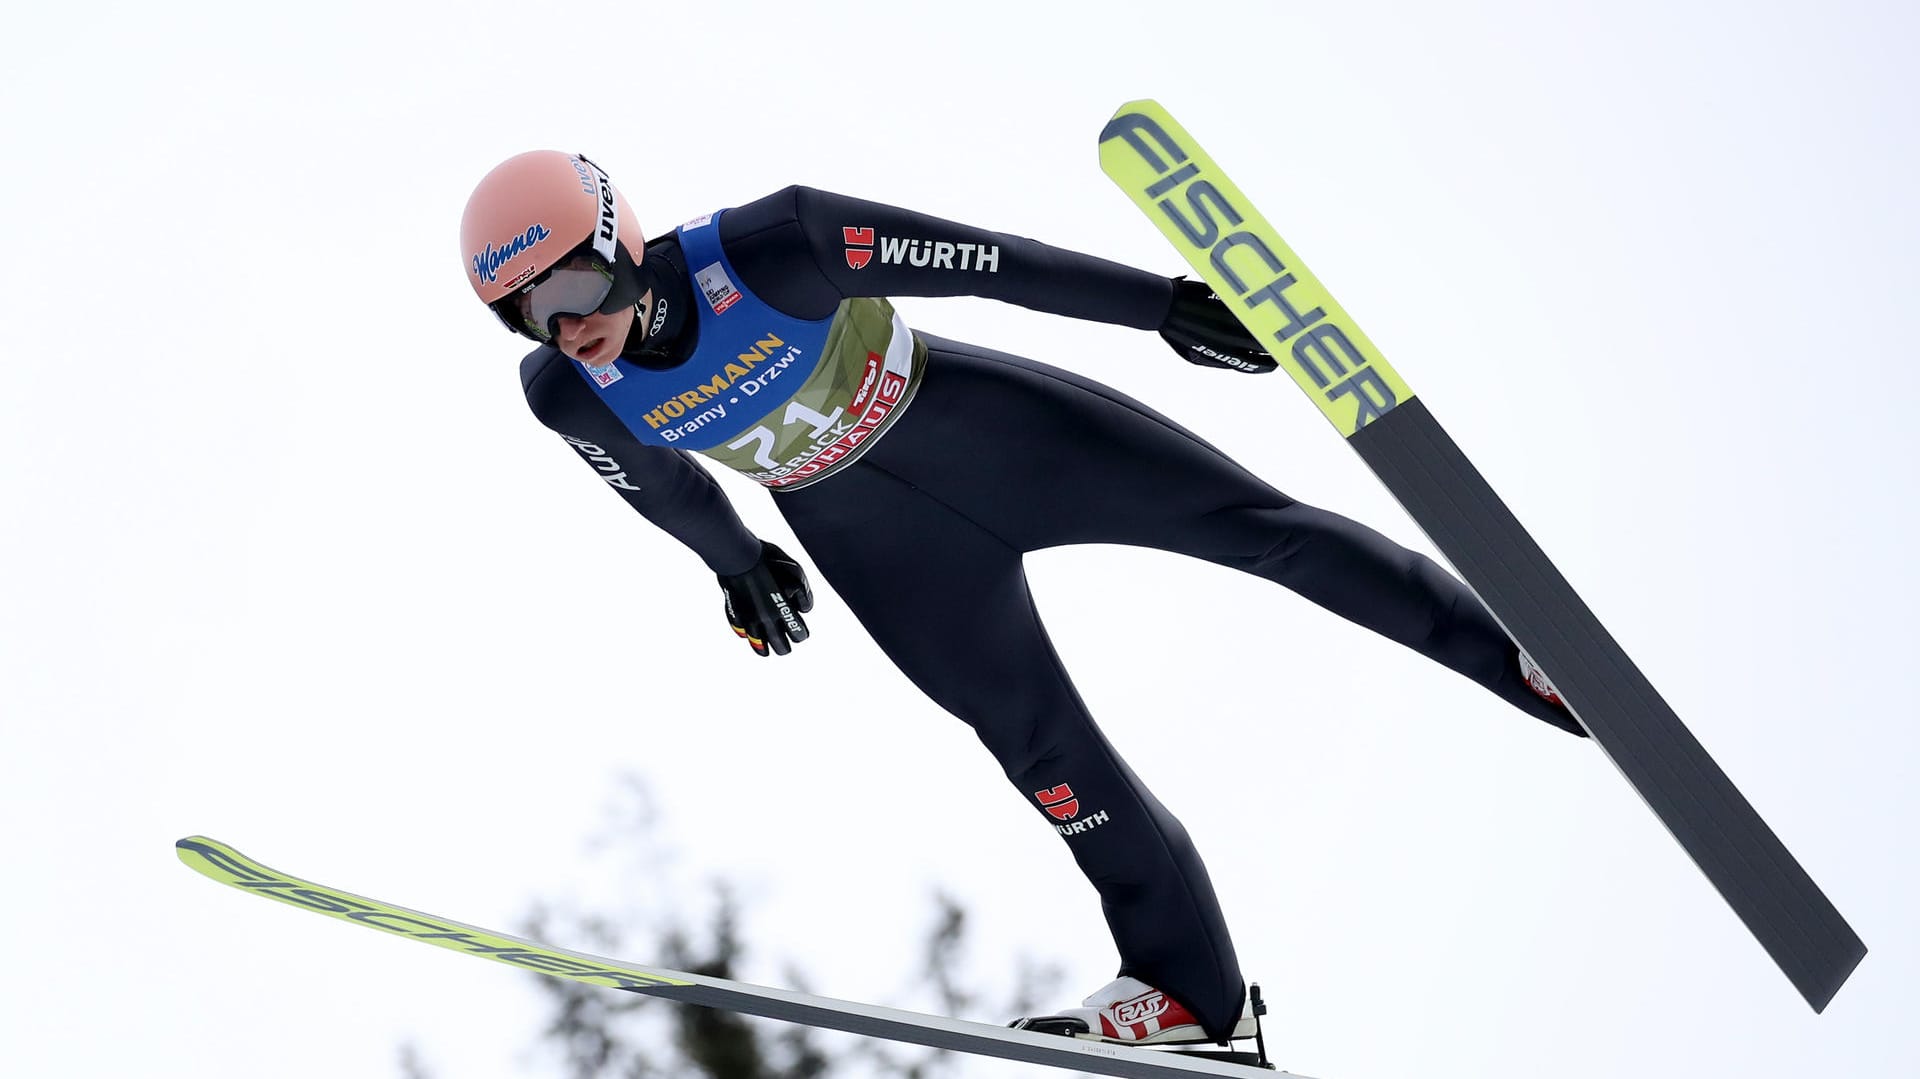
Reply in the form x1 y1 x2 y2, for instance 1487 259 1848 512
594 240 645 317
622 296 651 354
620 248 690 368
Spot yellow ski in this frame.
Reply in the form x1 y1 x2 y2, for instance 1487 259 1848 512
1099 99 1863 1013
177 836 1304 1078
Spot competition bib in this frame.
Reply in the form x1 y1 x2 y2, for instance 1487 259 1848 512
575 210 925 489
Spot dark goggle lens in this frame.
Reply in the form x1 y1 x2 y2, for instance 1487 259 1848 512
494 262 617 342
525 268 615 336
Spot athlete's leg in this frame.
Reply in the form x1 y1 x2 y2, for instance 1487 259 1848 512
877 336 1578 733
775 462 1248 1039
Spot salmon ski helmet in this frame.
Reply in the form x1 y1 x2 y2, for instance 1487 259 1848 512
460 150 647 343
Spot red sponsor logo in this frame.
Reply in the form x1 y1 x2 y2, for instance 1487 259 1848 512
844 226 874 270
1034 784 1079 821
848 351 883 411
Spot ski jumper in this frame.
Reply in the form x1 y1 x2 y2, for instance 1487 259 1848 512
519 187 1578 1040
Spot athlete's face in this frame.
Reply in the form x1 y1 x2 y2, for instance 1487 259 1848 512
553 301 636 367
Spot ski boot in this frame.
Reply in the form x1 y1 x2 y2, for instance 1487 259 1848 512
1011 976 1274 1068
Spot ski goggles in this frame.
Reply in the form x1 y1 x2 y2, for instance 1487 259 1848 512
491 254 621 343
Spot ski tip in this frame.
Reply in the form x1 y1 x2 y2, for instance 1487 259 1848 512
175 835 239 875
1099 99 1168 145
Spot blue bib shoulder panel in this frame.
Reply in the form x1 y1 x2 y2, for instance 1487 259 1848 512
572 210 833 450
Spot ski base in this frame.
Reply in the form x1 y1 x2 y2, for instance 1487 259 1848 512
1351 396 1866 1009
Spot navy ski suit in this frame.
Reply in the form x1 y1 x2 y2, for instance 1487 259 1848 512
519 186 1579 1040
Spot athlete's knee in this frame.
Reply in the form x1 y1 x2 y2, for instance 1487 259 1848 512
975 714 1075 780
1231 501 1401 583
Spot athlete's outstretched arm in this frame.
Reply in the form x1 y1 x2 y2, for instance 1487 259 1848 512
718 186 1176 326
718 187 1272 372
520 348 763 575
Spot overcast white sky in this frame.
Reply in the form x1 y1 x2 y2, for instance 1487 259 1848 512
4 2 1915 1077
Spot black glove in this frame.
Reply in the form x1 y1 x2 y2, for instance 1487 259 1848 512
717 542 814 657
1157 277 1277 374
